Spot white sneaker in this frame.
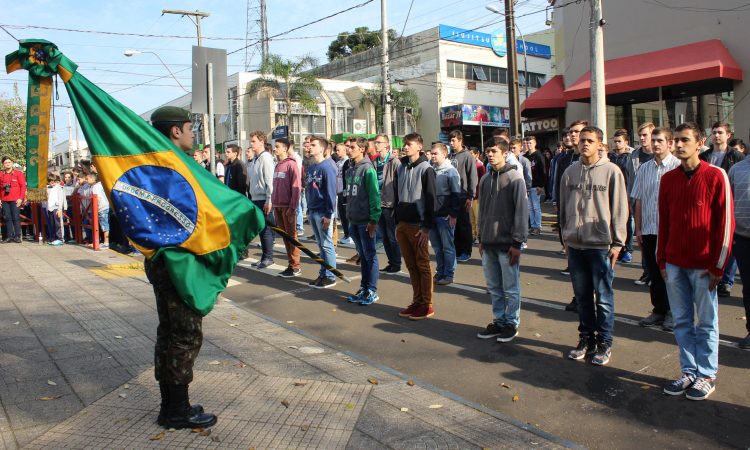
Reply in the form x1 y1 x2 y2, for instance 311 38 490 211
338 237 354 245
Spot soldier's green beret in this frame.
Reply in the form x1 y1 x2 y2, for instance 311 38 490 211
150 106 191 124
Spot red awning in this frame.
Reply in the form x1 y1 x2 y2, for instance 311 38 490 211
521 75 565 114
564 39 743 101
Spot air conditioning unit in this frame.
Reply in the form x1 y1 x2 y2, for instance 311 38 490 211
352 119 367 134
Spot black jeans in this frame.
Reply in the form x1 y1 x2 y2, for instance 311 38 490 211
252 200 276 262
454 197 473 257
2 201 21 239
641 235 669 315
337 193 350 238
377 207 401 269
733 234 750 332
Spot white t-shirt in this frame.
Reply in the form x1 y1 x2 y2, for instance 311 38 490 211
216 161 225 177
91 182 110 211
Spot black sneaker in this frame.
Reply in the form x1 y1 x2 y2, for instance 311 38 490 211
385 265 401 274
278 267 301 278
564 297 578 312
591 344 611 366
717 283 731 297
380 265 393 273
568 338 596 360
685 377 716 401
308 275 323 286
663 373 695 396
634 272 650 285
496 326 518 343
477 322 504 339
314 277 337 289
639 312 665 327
256 260 274 269
739 333 750 350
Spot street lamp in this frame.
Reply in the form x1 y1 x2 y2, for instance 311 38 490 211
485 1 520 137
124 50 189 93
486 4 529 101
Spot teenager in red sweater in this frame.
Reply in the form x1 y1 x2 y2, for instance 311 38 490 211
657 122 734 401
272 138 302 278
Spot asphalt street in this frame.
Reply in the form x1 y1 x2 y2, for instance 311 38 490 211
224 207 750 450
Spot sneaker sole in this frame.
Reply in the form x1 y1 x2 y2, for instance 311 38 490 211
663 387 687 396
497 330 519 343
591 357 610 366
639 321 664 328
686 386 715 401
409 312 435 321
477 333 501 339
314 283 337 289
278 273 296 278
398 312 413 317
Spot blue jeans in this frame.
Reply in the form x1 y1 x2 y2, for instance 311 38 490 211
252 200 276 262
309 210 336 279
297 190 305 233
720 254 737 287
481 245 521 328
377 207 401 269
528 189 541 229
568 247 615 347
349 223 379 291
664 263 719 379
429 216 456 279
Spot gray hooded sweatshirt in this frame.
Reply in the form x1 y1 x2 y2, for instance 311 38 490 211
477 164 529 250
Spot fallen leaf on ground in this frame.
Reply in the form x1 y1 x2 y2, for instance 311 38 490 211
12 321 19 325
199 429 212 437
287 346 298 349
149 432 165 441
123 384 131 389
235 363 247 368
345 403 354 410
640 385 651 390
211 436 221 442
406 380 415 386
208 360 221 365
301 424 310 431
500 383 511 389
118 393 127 399
47 347 57 353
167 428 176 432
47 380 57 386
39 395 62 401
512 395 520 402
191 428 204 433
286 320 294 324
115 418 129 424
281 400 290 408
400 407 409 412
293 382 306 386
534 333 541 337
401 339 406 343
114 336 123 339
231 315 237 320
332 309 337 312
367 377 379 385
229 323 237 327
428 404 443 409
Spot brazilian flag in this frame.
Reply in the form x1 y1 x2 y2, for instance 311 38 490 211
6 40 264 316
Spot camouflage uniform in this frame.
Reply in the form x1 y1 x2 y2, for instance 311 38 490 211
145 257 203 385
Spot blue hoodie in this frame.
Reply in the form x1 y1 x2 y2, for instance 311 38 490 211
305 157 338 219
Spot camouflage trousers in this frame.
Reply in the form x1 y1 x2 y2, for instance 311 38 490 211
145 258 203 385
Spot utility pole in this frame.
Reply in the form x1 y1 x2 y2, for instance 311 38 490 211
260 0 269 60
162 9 211 144
590 0 606 136
504 0 520 137
380 0 392 136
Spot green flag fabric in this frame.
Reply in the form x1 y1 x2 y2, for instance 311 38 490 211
6 40 264 316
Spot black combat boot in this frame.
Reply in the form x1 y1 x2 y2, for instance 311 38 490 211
157 382 205 426
162 384 217 429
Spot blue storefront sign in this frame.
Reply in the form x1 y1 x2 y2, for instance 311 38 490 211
439 24 552 59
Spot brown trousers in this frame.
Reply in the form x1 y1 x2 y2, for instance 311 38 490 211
274 207 300 270
396 223 433 305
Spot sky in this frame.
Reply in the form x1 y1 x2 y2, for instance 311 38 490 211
1 0 553 145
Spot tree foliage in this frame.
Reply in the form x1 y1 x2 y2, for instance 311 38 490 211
359 84 421 133
0 84 26 163
327 27 398 62
247 54 323 134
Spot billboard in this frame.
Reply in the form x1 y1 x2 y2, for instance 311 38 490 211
441 104 509 128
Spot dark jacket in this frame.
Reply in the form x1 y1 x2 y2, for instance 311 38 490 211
699 145 745 172
526 150 546 189
394 154 436 231
449 147 478 199
224 158 247 195
345 157 382 224
478 164 528 249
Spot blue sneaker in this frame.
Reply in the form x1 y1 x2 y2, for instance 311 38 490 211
347 288 366 303
620 251 633 263
456 254 470 263
359 289 379 305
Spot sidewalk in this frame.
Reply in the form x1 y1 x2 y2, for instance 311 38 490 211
0 243 577 449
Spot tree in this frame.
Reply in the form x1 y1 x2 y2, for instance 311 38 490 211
247 54 323 134
359 85 421 133
327 27 398 62
0 84 26 163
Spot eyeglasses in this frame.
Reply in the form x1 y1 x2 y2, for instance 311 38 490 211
375 140 388 144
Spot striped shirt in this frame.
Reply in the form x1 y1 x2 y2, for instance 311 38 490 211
631 153 680 235
729 159 750 238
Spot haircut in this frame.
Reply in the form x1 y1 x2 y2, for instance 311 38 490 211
249 130 267 143
491 128 509 138
579 126 604 142
637 122 655 133
675 122 705 141
711 121 732 134
346 136 368 149
47 173 58 182
524 135 536 142
403 133 423 146
729 138 746 149
613 128 630 142
309 135 329 149
448 129 463 140
225 143 240 153
651 127 673 141
375 134 390 146
153 122 183 139
509 137 522 146
86 172 99 182
203 145 211 151
484 137 509 152
569 120 588 128
431 142 449 156
1 156 11 163
275 138 290 149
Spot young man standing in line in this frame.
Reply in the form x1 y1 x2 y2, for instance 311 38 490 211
223 144 247 196
374 134 402 274
272 138 302 278
305 135 339 288
560 126 628 366
728 146 750 349
609 129 636 263
523 135 546 236
344 137 382 305
247 131 276 269
476 138 528 342
700 122 745 298
395 133 437 320
632 123 656 286
334 143 353 245
429 143 461 286
658 123 734 400
448 130 478 263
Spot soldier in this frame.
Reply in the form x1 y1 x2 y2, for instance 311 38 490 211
148 106 217 429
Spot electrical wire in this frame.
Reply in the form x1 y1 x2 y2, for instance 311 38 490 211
0 23 245 41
